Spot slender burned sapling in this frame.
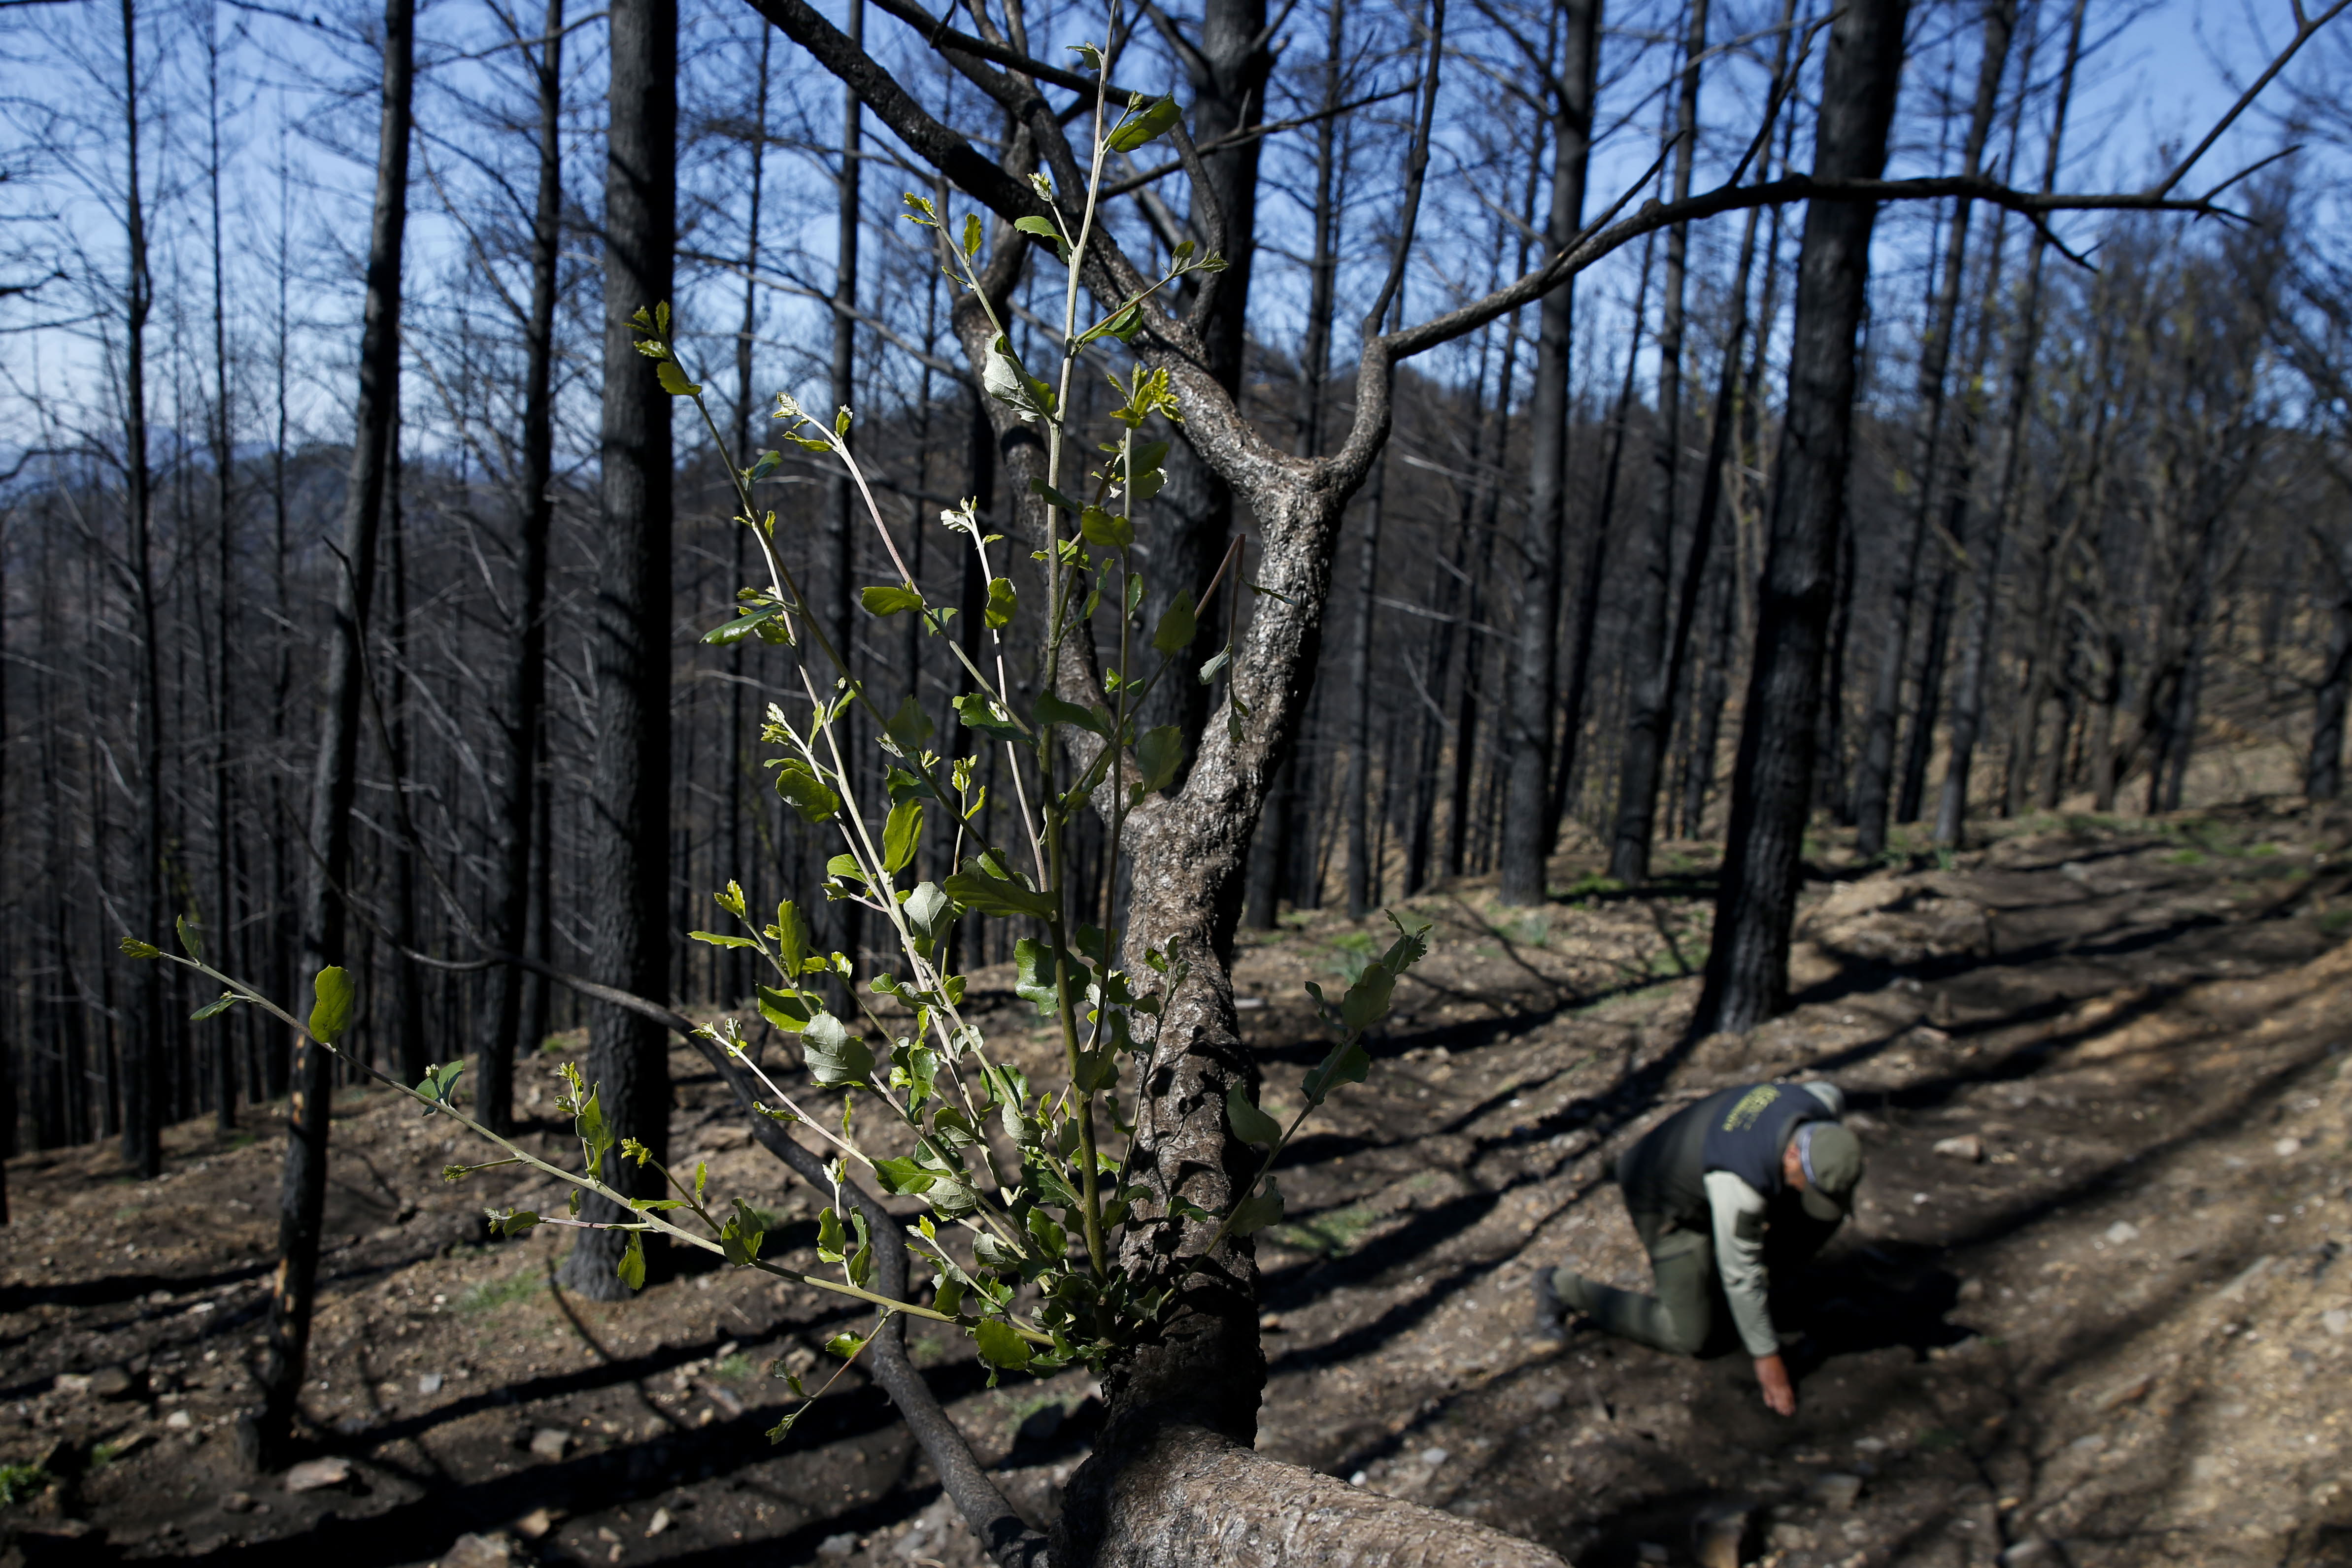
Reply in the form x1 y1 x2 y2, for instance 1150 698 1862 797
128 33 1429 1437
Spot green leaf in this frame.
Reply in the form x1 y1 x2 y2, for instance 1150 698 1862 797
904 881 952 941
873 1156 938 1196
703 605 782 645
656 361 703 397
1228 1176 1284 1235
972 1318 1034 1370
984 576 1017 630
722 1199 767 1266
884 694 935 755
1025 1207 1068 1261
846 1211 874 1288
617 1231 646 1291
492 1209 541 1237
954 692 1023 739
1300 1039 1371 1106
190 993 237 1022
1135 725 1183 797
801 1013 874 1088
308 966 355 1045
817 1205 845 1262
825 1331 864 1360
1073 1043 1118 1094
861 583 925 617
119 936 161 959
1107 94 1181 153
1012 937 1059 1010
942 866 1058 920
983 334 1049 423
882 799 924 875
1152 590 1197 656
1028 477 1083 517
1225 1082 1281 1149
689 930 758 949
756 984 811 1033
1341 965 1397 1034
1013 214 1061 243
176 914 203 962
574 1086 611 1174
773 759 841 822
743 447 783 483
773 899 810 977
972 1230 1023 1271
1080 506 1133 548
417 1061 467 1106
960 212 982 257
1036 691 1109 736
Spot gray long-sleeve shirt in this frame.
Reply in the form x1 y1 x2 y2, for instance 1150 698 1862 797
1702 1169 1781 1358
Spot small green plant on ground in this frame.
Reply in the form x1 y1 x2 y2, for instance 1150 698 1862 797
457 1271 543 1314
2317 909 2352 937
1265 1204 1383 1258
2167 848 2207 867
1494 912 1550 947
0 1464 50 1507
1563 871 1625 900
130 21 1431 1446
1327 930 1378 982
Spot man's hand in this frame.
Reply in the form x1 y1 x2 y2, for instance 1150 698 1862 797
1754 1352 1797 1416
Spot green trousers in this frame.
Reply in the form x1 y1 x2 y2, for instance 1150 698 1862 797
1552 1204 1838 1358
1551 1210 1722 1358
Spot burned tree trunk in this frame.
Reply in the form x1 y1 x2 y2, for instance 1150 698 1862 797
474 0 566 1135
1496 0 1600 905
557 0 676 1301
251 0 414 1464
1694 0 1908 1037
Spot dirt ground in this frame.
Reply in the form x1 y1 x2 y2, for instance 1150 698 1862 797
5 800 2352 1568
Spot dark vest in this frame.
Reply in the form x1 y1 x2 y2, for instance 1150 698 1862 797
1618 1082 1829 1229
1700 1082 1826 1197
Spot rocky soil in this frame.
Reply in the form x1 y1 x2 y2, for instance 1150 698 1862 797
4 801 2351 1568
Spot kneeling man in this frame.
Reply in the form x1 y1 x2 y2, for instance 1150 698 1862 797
1537 1080 1862 1416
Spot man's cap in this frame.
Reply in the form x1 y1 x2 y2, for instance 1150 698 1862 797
1800 1122 1863 1222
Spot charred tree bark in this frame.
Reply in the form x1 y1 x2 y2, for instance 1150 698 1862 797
1551 226 1656 842
1938 0 2081 844
826 0 865 978
1665 0 1793 849
204 3 240 1133
474 0 565 1135
1496 0 1600 905
1607 0 1705 889
558 0 675 1301
252 0 413 1463
1853 0 2010 860
2310 557 2352 802
1693 0 1907 1037
118 0 166 1183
